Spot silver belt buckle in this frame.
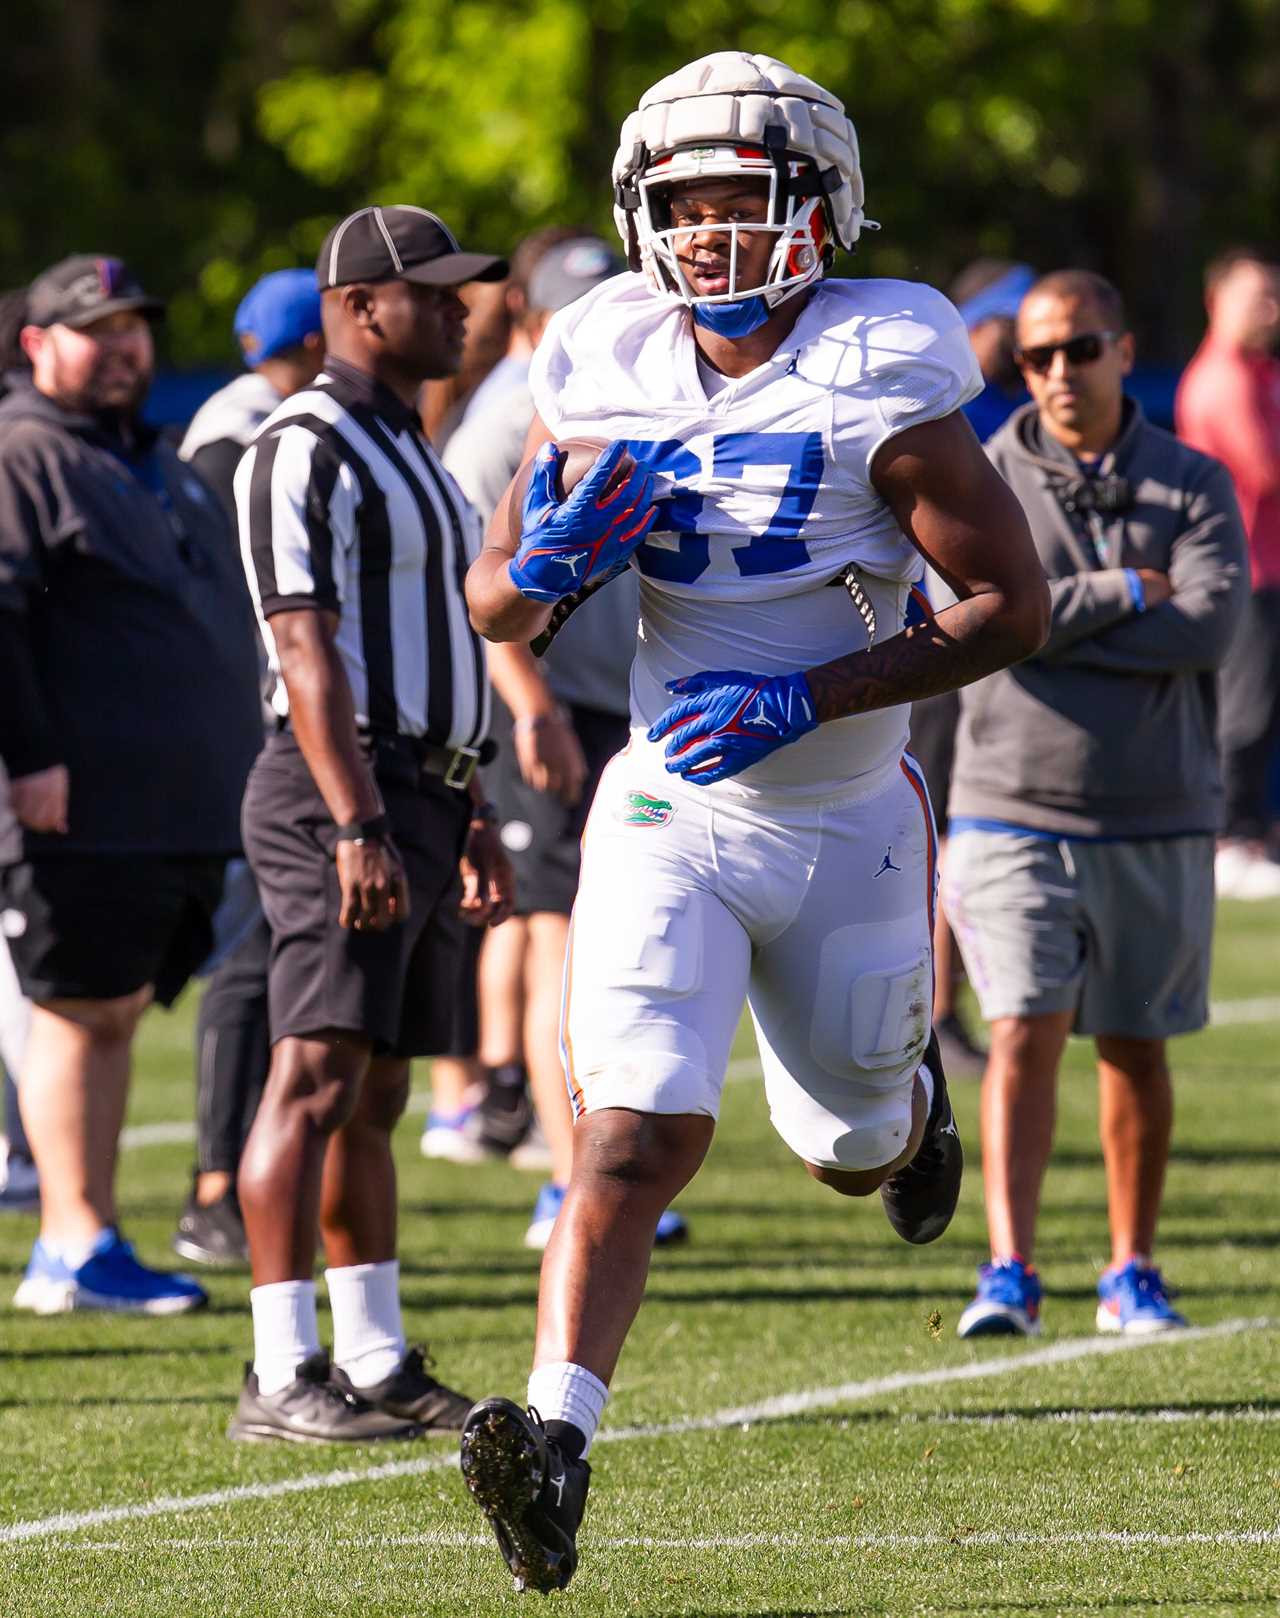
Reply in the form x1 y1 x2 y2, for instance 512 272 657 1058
443 745 480 791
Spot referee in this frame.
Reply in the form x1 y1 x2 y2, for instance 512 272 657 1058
230 206 514 1443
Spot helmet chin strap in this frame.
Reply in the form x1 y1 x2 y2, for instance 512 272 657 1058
692 296 772 337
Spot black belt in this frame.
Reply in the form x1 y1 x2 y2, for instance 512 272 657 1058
275 718 495 791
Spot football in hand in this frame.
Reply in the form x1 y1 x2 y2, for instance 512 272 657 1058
508 437 634 543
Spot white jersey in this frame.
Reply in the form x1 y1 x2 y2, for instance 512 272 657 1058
529 272 981 796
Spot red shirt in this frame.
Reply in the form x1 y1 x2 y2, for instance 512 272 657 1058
1176 334 1280 589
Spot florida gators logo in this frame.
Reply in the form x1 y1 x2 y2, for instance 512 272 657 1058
617 789 675 828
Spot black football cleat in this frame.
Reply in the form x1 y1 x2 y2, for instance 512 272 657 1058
460 1398 590 1594
228 1351 422 1444
879 1030 963 1244
331 1345 471 1431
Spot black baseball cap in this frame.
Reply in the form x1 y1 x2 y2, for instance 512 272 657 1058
317 206 508 291
26 255 164 330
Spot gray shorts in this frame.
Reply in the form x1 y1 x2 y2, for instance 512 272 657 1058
942 829 1214 1038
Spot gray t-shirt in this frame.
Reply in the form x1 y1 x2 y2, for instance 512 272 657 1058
444 381 638 718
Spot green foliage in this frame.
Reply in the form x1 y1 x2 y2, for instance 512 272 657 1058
2 0 1279 365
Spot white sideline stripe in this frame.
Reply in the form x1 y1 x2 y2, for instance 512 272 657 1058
897 1404 1280 1428
118 1064 760 1152
1 1316 1267 1546
115 994 1280 1154
27 1527 1280 1553
1207 993 1280 1026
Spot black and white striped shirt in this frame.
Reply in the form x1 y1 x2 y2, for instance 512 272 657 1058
235 356 489 749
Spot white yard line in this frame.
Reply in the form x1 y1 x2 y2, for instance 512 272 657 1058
115 995 1280 1154
20 1526 1280 1553
1 1316 1268 1546
895 1404 1280 1427
1207 993 1280 1026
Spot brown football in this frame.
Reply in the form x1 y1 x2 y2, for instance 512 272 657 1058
507 436 634 544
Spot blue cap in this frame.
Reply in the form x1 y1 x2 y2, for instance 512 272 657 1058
956 264 1036 330
233 269 322 365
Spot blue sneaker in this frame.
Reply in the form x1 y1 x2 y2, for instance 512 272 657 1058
957 1256 1043 1338
523 1183 566 1251
522 1186 690 1252
1096 1260 1186 1335
13 1238 75 1313
16 1229 207 1315
420 1105 501 1165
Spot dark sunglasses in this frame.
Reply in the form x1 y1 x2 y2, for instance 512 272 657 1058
1016 330 1119 375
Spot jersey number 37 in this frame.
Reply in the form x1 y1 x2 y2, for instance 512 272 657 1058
622 431 824 584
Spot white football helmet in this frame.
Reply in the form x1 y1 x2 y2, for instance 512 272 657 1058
612 52 869 314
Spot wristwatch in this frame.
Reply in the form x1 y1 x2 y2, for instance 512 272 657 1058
334 813 391 848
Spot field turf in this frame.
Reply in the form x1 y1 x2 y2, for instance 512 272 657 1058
1 899 1278 1617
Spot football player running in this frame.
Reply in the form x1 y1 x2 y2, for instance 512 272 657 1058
460 52 1048 1593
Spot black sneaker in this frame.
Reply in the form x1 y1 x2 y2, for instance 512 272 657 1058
879 1031 963 1245
460 1398 590 1594
171 1187 248 1267
331 1345 471 1431
228 1351 423 1443
476 1063 533 1155
933 1010 987 1080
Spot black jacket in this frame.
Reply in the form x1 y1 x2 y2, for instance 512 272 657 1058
0 377 263 862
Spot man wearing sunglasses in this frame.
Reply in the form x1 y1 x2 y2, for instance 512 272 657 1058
942 269 1248 1339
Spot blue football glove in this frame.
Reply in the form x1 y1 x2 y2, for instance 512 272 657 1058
647 669 820 785
507 441 659 604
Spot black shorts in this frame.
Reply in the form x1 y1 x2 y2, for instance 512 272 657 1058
438 922 482 1058
0 853 227 1007
489 701 629 917
241 732 470 1059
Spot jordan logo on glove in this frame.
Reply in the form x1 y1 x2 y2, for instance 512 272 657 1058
647 668 820 785
507 441 659 605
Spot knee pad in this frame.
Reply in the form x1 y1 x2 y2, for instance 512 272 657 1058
826 1082 917 1171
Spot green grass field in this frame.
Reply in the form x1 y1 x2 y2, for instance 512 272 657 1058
1 900 1278 1617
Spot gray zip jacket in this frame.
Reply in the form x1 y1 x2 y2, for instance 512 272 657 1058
949 399 1248 838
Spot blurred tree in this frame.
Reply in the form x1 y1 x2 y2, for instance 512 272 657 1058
248 0 1280 360
2 0 1277 366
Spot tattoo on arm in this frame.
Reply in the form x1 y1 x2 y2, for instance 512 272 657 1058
806 594 1020 722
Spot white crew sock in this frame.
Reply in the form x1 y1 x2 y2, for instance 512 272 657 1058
56 1228 111 1272
326 1260 406 1388
527 1361 610 1457
917 1060 936 1115
251 1279 320 1396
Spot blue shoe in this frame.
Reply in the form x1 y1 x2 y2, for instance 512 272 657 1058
522 1187 690 1252
523 1183 566 1251
420 1105 501 1165
13 1238 75 1313
957 1256 1043 1338
1096 1260 1186 1335
17 1229 208 1315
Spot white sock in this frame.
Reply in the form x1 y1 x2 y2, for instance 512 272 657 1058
917 1060 936 1115
527 1361 609 1457
56 1228 111 1271
251 1279 320 1396
326 1260 406 1388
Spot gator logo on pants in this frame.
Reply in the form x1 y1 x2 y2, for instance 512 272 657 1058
617 789 675 828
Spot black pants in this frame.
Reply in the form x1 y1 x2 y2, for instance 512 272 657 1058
194 914 270 1176
1219 586 1280 841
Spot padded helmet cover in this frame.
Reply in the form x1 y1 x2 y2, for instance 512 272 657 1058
612 52 866 256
